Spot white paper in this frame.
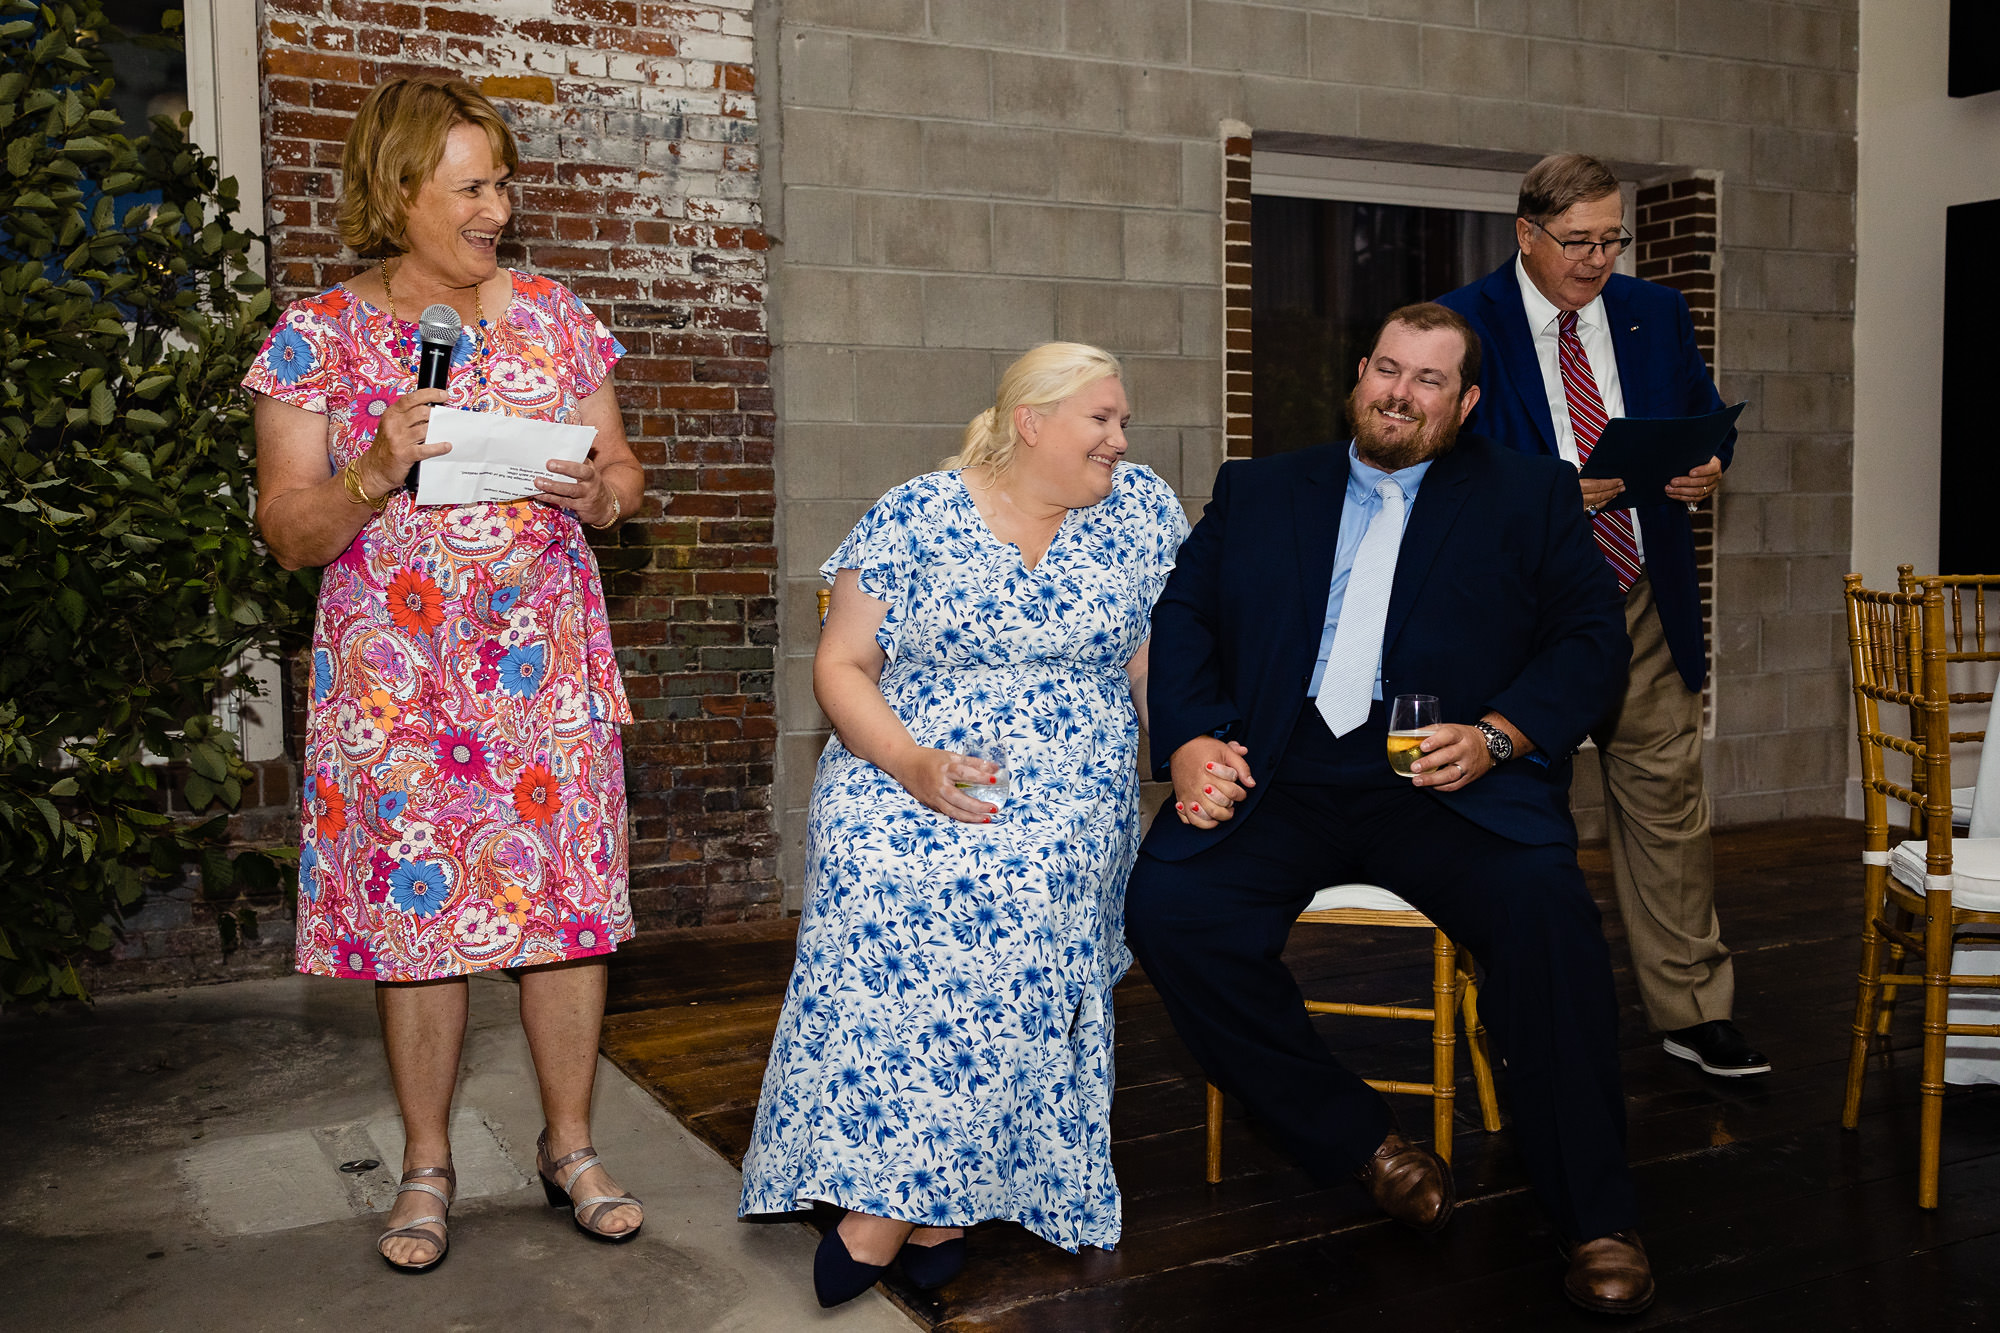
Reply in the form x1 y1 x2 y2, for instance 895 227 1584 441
413 407 597 506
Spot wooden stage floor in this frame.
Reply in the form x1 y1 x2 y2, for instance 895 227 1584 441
601 818 2000 1329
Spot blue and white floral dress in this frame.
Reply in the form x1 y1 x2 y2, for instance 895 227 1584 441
738 464 1188 1252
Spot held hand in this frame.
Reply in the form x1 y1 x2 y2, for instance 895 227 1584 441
536 458 621 527
888 746 1004 824
1170 737 1254 829
1579 476 1625 512
1665 454 1723 505
1406 723 1490 792
361 387 453 493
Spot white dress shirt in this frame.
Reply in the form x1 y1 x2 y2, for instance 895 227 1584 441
1516 254 1644 561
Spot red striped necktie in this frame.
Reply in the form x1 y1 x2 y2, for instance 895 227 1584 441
1558 309 1642 594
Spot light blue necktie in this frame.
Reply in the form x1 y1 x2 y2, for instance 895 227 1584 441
1316 479 1406 738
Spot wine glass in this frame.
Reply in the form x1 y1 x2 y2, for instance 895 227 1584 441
1386 694 1439 777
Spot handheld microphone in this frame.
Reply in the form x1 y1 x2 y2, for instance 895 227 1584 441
411 303 463 494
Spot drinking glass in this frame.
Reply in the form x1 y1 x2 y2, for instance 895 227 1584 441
1386 694 1440 777
955 735 1011 820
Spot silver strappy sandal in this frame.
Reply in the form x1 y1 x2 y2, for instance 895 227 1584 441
376 1164 455 1273
536 1128 643 1243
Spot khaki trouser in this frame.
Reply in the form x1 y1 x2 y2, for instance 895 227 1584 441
1592 574 1732 1032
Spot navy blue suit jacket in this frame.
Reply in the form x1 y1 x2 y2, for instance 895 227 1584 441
1436 262 1732 691
1143 434 1629 863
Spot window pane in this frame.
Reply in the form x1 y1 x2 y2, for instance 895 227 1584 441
97 0 188 135
1250 197 1515 456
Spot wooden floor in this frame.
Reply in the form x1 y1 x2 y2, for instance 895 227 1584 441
601 818 2000 1329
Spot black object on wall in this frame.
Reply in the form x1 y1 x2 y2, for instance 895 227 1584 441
1940 199 2000 575
1949 0 2000 99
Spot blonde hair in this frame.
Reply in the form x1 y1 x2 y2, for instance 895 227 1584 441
337 76 519 259
945 342 1124 475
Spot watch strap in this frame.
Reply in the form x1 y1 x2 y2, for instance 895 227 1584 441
1473 720 1513 764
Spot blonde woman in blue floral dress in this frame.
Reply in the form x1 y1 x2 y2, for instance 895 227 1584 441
739 343 1189 1306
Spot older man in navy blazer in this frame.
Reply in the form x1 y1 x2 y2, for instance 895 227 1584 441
1126 303 1653 1314
1437 154 1767 1080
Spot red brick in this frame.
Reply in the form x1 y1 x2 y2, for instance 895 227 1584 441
311 81 370 113
333 0 419 23
267 48 367 81
555 0 637 22
424 5 501 34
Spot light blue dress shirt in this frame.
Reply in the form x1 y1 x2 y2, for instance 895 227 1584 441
1306 442 1433 700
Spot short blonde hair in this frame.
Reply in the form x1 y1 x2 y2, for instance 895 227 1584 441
946 342 1124 475
337 76 519 259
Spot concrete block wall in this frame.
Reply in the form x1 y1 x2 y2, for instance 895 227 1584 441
772 0 1858 894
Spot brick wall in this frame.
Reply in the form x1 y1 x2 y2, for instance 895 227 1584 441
1634 177 1720 732
771 0 1858 848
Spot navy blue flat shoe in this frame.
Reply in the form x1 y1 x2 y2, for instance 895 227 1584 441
899 1235 966 1290
814 1225 890 1308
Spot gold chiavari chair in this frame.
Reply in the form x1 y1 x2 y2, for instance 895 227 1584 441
1203 886 1502 1182
1841 573 2000 1208
1896 566 2000 830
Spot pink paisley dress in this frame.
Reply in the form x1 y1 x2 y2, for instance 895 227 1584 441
244 273 634 981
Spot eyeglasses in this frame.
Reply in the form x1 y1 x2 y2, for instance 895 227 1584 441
1529 218 1634 261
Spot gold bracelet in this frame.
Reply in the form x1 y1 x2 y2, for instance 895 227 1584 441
589 487 622 530
342 457 387 510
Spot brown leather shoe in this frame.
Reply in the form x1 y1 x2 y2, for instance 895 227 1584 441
1353 1132 1454 1235
1563 1231 1656 1314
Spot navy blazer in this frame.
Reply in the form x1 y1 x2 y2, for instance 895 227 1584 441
1144 433 1629 862
1436 262 1731 691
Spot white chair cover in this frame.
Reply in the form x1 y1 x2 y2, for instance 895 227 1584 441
1304 883 1420 914
1947 726 2000 1085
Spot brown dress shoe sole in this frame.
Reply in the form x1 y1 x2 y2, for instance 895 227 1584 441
1564 1281 1656 1316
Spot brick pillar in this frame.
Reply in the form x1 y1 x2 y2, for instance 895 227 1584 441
1223 133 1253 462
259 0 779 929
1635 175 1721 726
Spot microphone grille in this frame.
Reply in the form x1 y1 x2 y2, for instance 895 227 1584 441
417 303 463 344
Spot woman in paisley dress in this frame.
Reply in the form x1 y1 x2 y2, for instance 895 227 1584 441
248 76 644 1271
738 343 1190 1306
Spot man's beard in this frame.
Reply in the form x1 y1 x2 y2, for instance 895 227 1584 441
1348 386 1462 471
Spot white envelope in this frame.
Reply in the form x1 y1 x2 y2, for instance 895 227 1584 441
413 407 598 506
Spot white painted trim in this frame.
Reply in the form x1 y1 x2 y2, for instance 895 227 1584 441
183 0 264 267
1251 151 1521 214
1250 152 1641 280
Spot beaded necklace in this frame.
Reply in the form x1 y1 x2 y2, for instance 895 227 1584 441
380 259 493 398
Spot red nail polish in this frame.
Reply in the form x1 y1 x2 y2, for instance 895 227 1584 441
1175 802 1184 810
989 775 998 784
983 817 992 824
1205 763 1214 770
1203 785 1213 794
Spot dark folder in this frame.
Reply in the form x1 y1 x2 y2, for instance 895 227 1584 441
1576 401 1747 510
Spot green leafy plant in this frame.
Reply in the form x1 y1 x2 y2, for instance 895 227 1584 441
0 0 316 1002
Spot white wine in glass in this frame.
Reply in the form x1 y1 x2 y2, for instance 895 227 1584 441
1387 694 1440 776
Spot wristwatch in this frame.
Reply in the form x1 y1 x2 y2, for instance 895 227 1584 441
1473 720 1514 765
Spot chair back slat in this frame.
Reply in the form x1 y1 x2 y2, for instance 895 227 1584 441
1846 574 1954 860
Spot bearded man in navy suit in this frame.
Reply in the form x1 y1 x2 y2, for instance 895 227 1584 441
1437 154 1767 1082
1126 303 1654 1314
